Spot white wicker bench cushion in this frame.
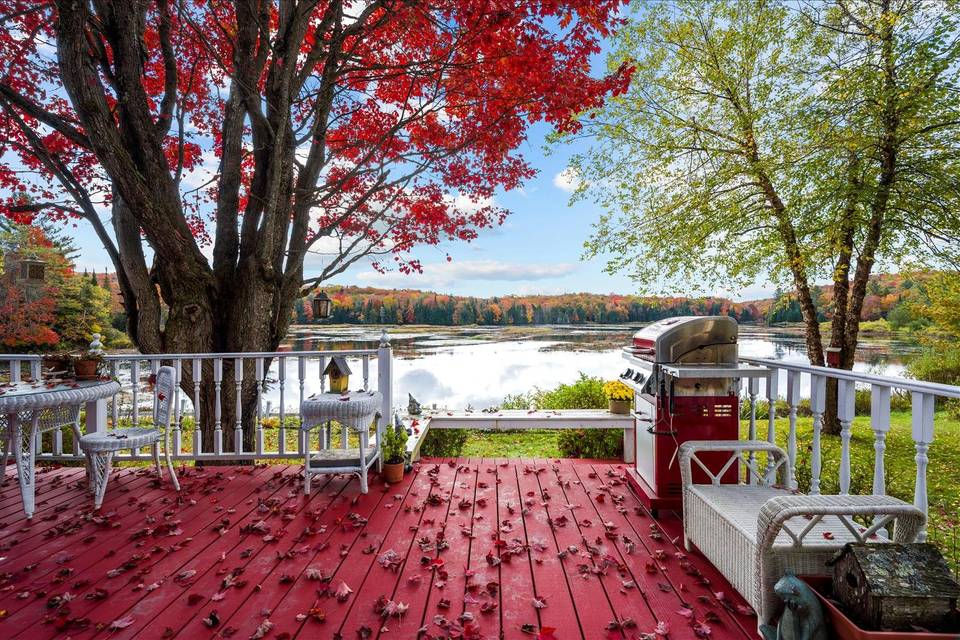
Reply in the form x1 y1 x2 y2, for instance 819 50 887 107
688 485 879 549
307 445 378 468
79 428 161 452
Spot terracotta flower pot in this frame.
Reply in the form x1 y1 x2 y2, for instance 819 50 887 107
73 358 100 380
608 398 631 415
382 462 404 484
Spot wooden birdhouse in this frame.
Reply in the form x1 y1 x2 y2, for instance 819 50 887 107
323 356 352 394
830 543 960 632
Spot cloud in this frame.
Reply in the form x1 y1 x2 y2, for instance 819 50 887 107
445 192 496 214
355 259 577 289
552 167 581 193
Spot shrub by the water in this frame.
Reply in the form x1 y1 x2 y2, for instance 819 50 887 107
419 428 469 457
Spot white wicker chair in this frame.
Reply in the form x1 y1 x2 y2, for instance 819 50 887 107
679 440 925 628
79 365 180 509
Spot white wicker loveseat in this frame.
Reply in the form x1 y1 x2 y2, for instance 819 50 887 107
679 440 925 628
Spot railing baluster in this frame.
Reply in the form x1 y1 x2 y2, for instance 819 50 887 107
319 355 327 393
911 391 935 542
234 357 243 455
377 330 392 450
131 360 141 426
213 358 223 455
150 359 160 425
278 356 287 456
192 358 202 456
297 356 306 455
172 359 182 457
747 376 760 484
10 359 20 383
53 422 63 456
256 358 265 456
362 355 370 391
785 370 801 490
870 385 891 497
809 374 827 495
29 359 40 380
837 378 857 495
870 384 892 528
765 369 778 480
110 360 119 430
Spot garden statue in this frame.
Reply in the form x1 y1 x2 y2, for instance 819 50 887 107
760 573 829 640
408 393 421 416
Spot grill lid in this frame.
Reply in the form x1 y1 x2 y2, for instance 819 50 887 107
631 316 738 364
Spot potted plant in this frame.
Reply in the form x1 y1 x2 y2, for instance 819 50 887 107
72 351 103 380
603 380 633 415
381 425 407 483
41 351 73 379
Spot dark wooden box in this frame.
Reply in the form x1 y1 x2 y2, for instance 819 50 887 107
831 543 960 633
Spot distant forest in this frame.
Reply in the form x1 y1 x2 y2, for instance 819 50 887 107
294 274 924 327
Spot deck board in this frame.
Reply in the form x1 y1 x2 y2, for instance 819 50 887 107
0 460 756 639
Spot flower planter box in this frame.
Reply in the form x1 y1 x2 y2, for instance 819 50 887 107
802 577 959 640
608 398 630 415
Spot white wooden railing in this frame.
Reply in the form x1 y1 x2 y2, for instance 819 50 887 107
1 330 393 463
740 357 960 542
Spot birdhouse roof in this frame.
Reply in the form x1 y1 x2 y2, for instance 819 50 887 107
322 356 352 376
835 543 960 598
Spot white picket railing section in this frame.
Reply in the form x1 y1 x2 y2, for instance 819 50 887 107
740 357 960 542
1 330 393 463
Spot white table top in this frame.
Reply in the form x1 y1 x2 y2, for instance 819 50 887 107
0 379 120 413
300 390 382 431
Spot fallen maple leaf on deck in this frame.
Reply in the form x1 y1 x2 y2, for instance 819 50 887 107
250 618 273 638
334 580 353 602
109 616 135 630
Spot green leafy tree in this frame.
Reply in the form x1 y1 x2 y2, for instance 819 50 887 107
563 0 960 433
908 272 960 389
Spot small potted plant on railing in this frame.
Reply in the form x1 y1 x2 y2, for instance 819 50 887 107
603 380 633 415
381 424 407 483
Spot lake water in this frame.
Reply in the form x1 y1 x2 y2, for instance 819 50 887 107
279 324 918 412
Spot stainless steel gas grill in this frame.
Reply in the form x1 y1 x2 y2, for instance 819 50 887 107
620 316 768 514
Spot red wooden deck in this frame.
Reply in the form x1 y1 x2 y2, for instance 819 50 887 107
0 460 757 639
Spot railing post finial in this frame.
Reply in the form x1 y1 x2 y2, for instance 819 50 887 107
379 329 390 348
89 333 104 355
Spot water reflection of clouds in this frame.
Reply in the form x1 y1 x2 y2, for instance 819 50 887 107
266 326 908 413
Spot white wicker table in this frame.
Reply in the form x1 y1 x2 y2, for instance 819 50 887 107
300 391 382 494
0 379 120 517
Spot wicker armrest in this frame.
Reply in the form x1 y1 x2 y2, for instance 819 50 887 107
679 440 789 489
756 494 925 551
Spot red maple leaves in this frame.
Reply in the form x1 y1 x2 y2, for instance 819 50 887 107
0 0 632 280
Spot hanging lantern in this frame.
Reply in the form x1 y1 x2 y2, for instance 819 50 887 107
3 251 45 285
20 256 46 283
311 291 332 320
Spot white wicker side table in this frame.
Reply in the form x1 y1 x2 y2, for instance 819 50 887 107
300 390 382 494
0 379 120 518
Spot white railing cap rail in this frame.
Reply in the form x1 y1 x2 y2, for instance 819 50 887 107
741 356 960 399
2 348 382 361
101 349 381 359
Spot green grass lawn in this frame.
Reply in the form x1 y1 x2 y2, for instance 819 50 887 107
456 429 563 458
